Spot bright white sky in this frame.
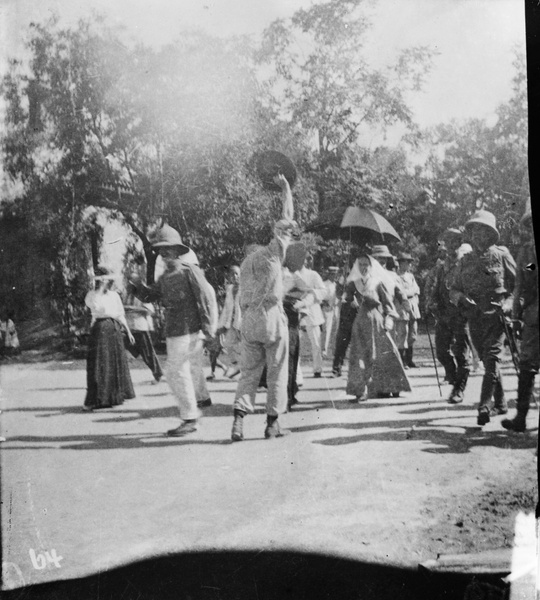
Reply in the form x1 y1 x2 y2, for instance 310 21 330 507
0 0 526 130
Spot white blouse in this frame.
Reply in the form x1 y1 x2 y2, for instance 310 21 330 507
85 290 126 323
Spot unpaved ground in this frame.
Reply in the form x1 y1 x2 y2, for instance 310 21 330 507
1 336 537 592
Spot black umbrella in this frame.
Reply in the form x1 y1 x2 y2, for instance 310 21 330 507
306 206 401 245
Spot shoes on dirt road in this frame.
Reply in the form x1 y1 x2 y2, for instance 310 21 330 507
447 389 464 404
264 421 290 439
231 415 244 442
501 415 527 432
197 398 212 408
166 420 199 437
477 407 491 426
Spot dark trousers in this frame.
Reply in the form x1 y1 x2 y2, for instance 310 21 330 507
435 317 470 381
127 331 164 381
332 303 357 373
468 310 506 410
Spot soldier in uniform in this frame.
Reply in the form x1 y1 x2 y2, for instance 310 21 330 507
502 210 538 432
450 210 516 426
425 228 471 403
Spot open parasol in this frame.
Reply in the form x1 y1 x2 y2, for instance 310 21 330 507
306 206 401 245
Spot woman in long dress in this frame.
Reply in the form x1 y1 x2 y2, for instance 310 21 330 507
84 266 136 411
346 254 411 402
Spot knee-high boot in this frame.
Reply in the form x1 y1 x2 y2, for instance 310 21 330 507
502 371 535 432
448 366 469 404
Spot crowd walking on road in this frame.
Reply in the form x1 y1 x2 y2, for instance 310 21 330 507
64 167 537 443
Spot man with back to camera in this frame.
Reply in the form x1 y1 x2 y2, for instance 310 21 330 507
231 173 297 442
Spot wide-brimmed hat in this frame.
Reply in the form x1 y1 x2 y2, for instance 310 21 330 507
151 224 190 255
442 228 463 240
464 210 499 243
93 265 116 281
255 150 297 192
370 244 393 258
397 252 414 262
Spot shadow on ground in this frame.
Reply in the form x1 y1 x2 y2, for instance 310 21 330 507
1 551 509 600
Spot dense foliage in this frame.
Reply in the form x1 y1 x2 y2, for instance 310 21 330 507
0 1 528 336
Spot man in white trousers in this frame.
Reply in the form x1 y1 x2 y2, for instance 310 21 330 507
130 225 215 437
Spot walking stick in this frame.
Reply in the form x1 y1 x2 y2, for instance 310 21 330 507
424 314 443 397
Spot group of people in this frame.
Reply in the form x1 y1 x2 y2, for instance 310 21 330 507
81 174 537 440
425 209 538 431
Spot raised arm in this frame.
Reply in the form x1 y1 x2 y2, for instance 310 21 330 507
274 173 293 222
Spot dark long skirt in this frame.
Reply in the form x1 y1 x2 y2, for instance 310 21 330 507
346 307 410 398
85 318 135 409
127 331 163 381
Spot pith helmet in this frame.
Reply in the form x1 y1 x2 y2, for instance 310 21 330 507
464 210 499 244
520 210 532 227
371 245 393 258
151 224 190 255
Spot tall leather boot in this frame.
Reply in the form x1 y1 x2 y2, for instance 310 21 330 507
406 347 417 368
444 360 457 386
477 374 496 426
502 371 535 432
493 372 508 415
448 367 469 404
399 349 408 369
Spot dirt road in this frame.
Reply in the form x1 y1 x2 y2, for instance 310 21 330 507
1 342 537 592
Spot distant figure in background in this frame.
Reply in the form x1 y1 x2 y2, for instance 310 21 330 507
124 292 163 383
331 265 358 378
0 311 20 357
84 266 135 411
296 255 326 378
216 265 242 379
502 210 538 432
321 266 340 359
396 252 421 368
371 246 410 371
425 228 471 404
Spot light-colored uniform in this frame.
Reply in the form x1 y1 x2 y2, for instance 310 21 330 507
395 271 420 350
296 267 326 375
321 278 338 357
234 237 289 416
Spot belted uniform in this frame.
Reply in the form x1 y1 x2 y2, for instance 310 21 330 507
451 245 516 413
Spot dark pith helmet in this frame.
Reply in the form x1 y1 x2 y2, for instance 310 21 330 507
151 224 190 255
464 210 499 244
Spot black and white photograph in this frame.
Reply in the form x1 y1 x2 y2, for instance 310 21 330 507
1 0 537 598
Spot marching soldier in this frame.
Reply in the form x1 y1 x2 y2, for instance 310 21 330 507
450 210 516 426
425 228 471 403
502 210 538 432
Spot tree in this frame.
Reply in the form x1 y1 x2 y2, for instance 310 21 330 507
257 0 434 211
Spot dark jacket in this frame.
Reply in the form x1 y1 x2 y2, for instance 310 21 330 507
134 260 214 338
